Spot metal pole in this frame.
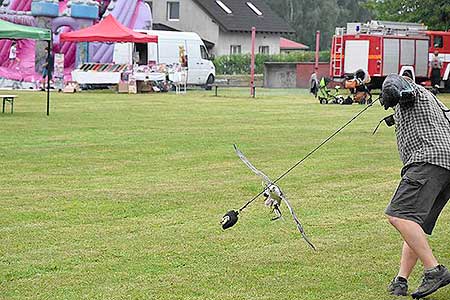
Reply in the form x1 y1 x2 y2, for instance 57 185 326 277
46 39 51 116
315 30 320 72
250 27 256 97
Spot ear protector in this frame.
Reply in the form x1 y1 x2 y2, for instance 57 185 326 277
399 77 417 104
380 75 416 109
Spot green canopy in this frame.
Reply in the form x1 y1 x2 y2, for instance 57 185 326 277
0 19 52 115
0 18 51 40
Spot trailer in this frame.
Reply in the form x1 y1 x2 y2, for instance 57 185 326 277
330 21 431 88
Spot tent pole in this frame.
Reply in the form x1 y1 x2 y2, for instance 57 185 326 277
46 39 51 116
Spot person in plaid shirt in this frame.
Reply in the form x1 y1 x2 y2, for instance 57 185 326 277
382 74 450 298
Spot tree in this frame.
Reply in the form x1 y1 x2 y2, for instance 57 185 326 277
365 0 450 30
263 0 373 50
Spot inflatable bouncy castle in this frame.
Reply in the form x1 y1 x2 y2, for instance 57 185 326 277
0 0 152 88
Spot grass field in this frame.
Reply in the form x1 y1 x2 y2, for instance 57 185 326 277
1 88 450 300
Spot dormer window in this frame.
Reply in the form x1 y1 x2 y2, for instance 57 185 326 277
216 0 232 14
246 2 262 16
167 1 180 21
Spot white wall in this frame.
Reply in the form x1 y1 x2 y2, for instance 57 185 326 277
150 0 282 56
150 0 220 46
216 30 281 56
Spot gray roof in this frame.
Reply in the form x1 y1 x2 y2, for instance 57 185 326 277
193 0 294 33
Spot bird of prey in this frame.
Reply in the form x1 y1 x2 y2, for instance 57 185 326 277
233 144 316 250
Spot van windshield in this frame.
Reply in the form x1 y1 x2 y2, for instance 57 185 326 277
200 45 209 60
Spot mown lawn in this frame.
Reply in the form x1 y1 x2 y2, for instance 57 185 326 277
1 88 450 300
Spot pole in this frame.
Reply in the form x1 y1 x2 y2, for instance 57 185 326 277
46 39 51 116
315 30 320 72
250 27 256 98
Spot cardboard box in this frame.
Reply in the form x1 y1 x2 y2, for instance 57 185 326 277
118 82 129 93
137 80 153 93
63 81 80 93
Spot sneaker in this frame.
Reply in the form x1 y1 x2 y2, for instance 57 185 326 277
411 265 450 299
388 276 408 296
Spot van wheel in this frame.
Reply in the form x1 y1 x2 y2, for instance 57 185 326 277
207 74 215 84
204 75 215 90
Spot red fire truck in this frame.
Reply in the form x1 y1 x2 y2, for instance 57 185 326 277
330 21 450 89
428 30 450 89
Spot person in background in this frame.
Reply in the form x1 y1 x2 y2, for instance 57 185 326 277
430 49 443 88
41 46 54 90
9 41 20 65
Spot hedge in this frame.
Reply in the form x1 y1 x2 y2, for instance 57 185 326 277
213 51 330 75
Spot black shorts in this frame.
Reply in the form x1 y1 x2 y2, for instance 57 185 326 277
385 163 450 234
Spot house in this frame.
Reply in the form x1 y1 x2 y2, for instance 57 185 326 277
146 0 294 56
280 37 309 54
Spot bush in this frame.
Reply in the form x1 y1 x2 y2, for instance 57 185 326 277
213 51 330 75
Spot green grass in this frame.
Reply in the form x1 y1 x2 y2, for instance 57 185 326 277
1 88 450 300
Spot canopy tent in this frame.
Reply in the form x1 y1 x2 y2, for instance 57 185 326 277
0 18 52 115
60 15 158 43
0 19 51 40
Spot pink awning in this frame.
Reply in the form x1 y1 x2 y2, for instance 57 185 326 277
60 15 157 43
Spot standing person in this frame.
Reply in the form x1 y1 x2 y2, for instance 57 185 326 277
430 50 443 88
41 47 54 90
9 41 20 65
381 74 450 299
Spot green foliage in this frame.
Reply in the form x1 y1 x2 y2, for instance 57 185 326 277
262 0 373 49
364 0 450 31
214 51 330 75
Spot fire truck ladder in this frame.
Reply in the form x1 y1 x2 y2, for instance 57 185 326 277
332 34 344 77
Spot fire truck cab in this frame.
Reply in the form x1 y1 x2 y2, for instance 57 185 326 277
330 21 431 88
428 31 450 89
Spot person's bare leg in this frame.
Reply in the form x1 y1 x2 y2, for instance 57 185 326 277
398 241 419 279
388 216 438 269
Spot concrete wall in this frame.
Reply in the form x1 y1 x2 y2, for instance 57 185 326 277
264 63 297 88
150 0 220 46
216 30 280 56
264 62 330 88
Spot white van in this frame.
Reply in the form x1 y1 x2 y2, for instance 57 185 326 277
113 30 216 86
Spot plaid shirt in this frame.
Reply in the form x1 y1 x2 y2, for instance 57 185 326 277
394 79 450 171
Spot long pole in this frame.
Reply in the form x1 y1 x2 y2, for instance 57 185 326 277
46 39 51 116
250 27 256 97
314 30 320 72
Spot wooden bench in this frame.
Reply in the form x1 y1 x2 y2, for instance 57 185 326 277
208 79 230 96
1 95 17 114
208 79 258 97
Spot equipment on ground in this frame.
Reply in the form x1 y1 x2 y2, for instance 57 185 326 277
344 69 372 104
221 98 380 248
316 77 347 105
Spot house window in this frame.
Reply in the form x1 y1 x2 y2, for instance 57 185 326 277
246 2 263 16
434 35 443 48
230 45 241 55
167 2 180 21
216 0 232 14
259 46 269 54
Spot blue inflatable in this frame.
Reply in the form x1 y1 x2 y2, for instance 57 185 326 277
31 1 59 17
71 4 98 20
